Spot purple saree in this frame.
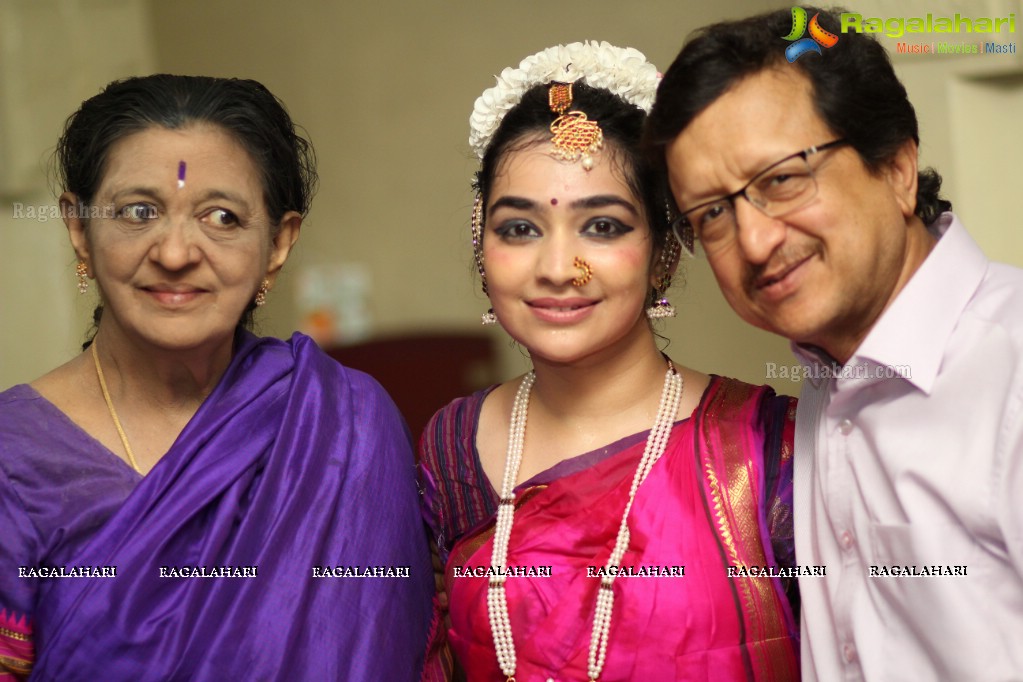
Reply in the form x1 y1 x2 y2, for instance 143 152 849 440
0 332 432 681
419 376 799 681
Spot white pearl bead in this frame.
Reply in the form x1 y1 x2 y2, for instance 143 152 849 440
488 363 682 680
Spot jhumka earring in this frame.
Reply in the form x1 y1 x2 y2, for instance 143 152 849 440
669 200 696 258
254 279 270 307
646 232 681 319
471 193 497 325
76 261 89 295
548 82 604 171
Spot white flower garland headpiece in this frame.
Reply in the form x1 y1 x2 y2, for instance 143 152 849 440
469 41 661 160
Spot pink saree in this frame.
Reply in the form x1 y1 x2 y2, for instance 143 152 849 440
420 376 799 681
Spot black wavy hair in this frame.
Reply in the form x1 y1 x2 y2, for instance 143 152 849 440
645 6 950 223
54 74 317 343
476 81 671 248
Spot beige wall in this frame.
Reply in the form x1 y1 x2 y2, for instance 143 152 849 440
144 0 797 391
4 1 1019 401
0 0 156 385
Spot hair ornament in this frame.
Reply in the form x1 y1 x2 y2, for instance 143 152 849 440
469 41 660 159
548 82 604 170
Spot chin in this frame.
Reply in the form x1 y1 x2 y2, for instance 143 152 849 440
136 325 236 353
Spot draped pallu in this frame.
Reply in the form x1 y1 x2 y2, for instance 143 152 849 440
0 333 433 681
421 376 800 681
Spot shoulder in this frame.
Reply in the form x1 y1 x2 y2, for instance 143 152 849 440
418 387 498 555
0 388 46 578
0 383 39 411
699 376 796 468
419 386 495 472
971 262 1023 341
701 376 797 425
0 385 56 451
281 331 402 413
944 264 1023 401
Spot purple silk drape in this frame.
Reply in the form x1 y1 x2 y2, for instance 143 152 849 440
30 333 432 680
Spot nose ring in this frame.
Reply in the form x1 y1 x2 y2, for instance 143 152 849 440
571 257 593 287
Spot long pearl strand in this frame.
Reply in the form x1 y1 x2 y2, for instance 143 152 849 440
487 360 683 682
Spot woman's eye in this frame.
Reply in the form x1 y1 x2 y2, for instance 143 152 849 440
118 203 158 223
583 218 632 237
494 221 539 239
203 208 240 229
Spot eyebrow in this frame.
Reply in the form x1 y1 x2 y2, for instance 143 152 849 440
489 196 536 212
490 194 639 216
569 194 639 216
109 187 163 204
108 187 253 212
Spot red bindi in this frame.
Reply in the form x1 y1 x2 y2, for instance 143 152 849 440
550 198 558 206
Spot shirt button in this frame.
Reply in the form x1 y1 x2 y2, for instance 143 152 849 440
843 643 857 662
840 531 854 549
839 419 853 435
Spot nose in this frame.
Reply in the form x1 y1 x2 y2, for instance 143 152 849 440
147 219 202 271
733 199 786 264
535 230 578 287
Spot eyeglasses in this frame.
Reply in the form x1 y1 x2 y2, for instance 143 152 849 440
672 139 849 251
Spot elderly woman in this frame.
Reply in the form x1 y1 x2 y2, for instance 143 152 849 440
0 75 431 680
418 43 801 680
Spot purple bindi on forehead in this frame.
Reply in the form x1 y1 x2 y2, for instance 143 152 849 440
177 160 186 188
551 198 558 206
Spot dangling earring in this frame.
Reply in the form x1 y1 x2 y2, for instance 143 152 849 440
254 279 270 307
471 193 497 325
76 261 89 295
666 200 695 258
646 232 679 319
646 289 676 319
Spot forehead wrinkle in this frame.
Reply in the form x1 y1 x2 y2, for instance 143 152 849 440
108 186 165 204
105 185 253 212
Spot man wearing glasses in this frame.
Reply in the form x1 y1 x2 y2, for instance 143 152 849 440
646 6 1023 681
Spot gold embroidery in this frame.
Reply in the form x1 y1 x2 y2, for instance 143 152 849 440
702 379 798 680
0 626 29 642
0 653 32 676
704 454 759 627
781 398 797 463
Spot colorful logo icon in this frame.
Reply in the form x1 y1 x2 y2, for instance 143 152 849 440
783 7 839 62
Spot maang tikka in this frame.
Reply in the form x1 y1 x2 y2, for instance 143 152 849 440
548 82 603 171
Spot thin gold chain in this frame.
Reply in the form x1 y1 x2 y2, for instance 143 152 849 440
91 341 142 473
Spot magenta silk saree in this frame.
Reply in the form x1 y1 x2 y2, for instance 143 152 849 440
420 376 799 681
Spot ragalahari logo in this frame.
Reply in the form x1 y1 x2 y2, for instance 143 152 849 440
783 7 839 62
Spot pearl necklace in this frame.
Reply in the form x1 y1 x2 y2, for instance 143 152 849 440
487 360 683 682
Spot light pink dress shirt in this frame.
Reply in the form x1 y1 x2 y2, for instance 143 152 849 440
793 213 1023 681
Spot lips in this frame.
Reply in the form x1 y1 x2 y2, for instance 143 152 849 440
526 297 598 323
141 284 208 306
752 253 814 302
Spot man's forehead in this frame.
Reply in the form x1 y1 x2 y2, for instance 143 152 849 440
670 68 833 167
705 68 821 131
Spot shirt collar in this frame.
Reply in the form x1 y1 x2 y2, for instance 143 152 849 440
848 213 987 394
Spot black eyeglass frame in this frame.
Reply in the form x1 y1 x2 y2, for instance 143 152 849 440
671 138 850 244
